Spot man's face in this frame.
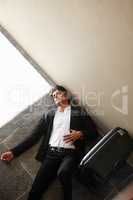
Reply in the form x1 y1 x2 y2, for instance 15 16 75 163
52 90 68 105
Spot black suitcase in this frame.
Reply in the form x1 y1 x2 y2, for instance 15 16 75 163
80 127 133 179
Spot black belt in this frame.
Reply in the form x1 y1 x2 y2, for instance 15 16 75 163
48 146 75 153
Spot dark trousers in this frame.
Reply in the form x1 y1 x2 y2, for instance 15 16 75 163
27 149 78 200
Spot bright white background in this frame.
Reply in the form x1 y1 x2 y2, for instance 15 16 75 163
0 32 51 128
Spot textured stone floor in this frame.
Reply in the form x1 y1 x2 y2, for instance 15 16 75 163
112 182 133 200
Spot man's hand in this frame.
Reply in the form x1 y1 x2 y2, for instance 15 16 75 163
63 129 84 143
0 151 14 161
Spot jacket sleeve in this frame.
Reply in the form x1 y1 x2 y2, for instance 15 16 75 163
11 114 47 157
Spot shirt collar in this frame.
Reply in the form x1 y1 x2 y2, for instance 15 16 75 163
57 105 71 112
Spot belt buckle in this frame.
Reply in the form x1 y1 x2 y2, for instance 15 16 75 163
51 147 60 152
50 146 64 152
57 147 62 152
51 147 55 151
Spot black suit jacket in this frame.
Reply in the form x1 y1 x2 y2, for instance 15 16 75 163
11 106 99 162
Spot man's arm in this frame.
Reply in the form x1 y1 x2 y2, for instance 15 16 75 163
1 114 47 161
80 108 102 154
81 107 100 140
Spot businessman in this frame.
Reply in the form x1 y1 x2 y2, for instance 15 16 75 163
1 85 99 200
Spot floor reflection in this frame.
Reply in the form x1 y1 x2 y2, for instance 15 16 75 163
113 182 133 200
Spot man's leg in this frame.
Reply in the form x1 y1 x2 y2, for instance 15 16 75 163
57 153 78 200
27 151 61 200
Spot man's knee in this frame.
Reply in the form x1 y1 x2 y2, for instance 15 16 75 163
57 168 71 183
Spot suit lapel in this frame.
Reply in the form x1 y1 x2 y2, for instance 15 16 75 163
47 107 56 140
70 106 80 130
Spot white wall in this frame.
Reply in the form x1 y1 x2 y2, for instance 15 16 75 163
0 0 133 134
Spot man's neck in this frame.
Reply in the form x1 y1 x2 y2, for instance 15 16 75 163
58 103 70 112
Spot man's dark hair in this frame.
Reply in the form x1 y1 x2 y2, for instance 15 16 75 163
50 85 79 106
50 85 68 96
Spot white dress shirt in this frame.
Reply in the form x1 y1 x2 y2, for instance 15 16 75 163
49 106 75 149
